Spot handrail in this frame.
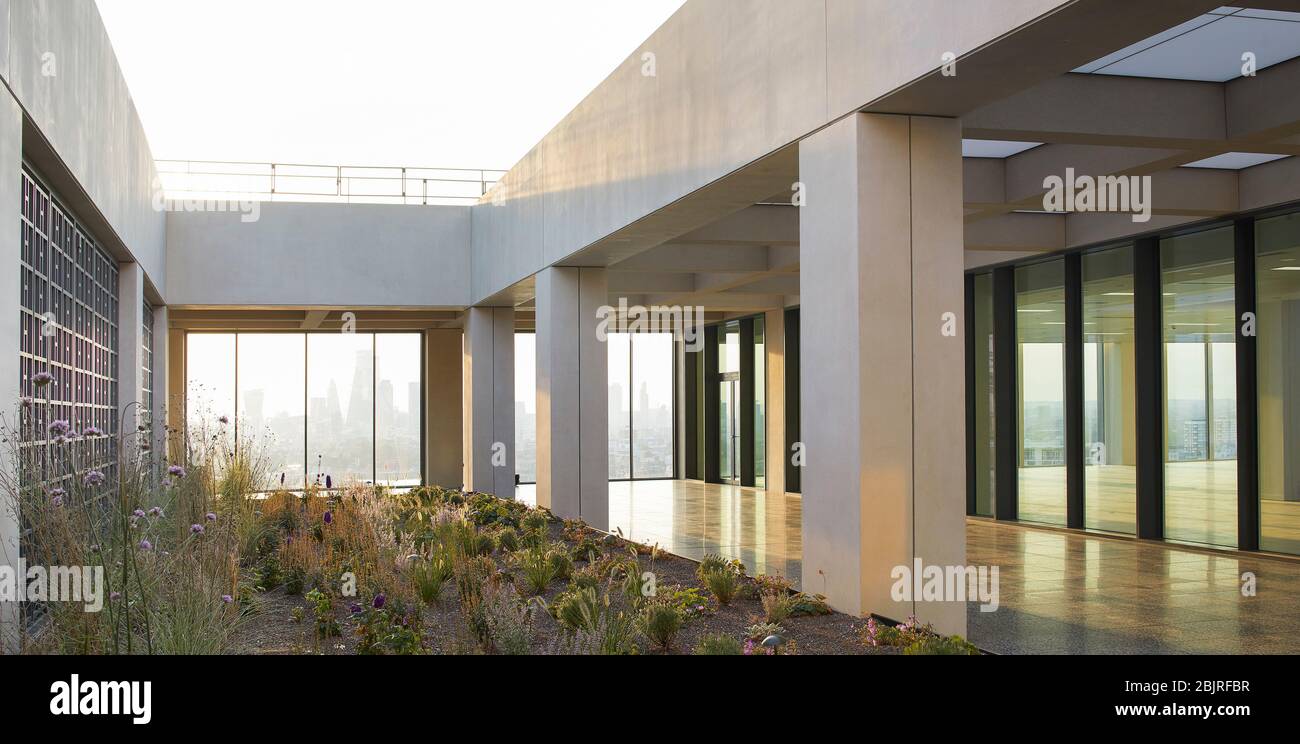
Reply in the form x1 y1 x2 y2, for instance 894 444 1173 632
155 159 507 206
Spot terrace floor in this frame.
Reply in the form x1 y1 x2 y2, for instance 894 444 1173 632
517 479 1300 654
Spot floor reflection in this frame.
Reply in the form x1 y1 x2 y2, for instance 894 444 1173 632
514 480 1300 653
516 480 803 587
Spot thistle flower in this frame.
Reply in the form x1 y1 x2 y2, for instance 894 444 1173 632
48 419 71 437
133 509 146 519
372 594 386 610
49 487 66 500
81 426 103 437
83 470 105 488
52 495 64 508
33 371 53 387
20 396 34 408
205 512 217 522
349 603 363 614
139 539 153 551
190 524 205 535
109 591 121 601
323 511 333 525
148 506 163 517
168 464 186 478
221 595 233 604
325 475 333 490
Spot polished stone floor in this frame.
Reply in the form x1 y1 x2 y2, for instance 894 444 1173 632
516 479 1300 654
516 481 803 584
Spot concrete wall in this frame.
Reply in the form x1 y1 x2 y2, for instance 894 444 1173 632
0 81 20 652
471 0 1072 304
165 203 472 308
1 0 165 289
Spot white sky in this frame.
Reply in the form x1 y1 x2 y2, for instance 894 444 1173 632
95 0 686 170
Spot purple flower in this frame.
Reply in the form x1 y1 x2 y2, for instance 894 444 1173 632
48 419 71 437
139 539 153 551
20 396 34 408
372 594 386 610
148 506 163 517
205 512 217 522
49 487 66 500
221 595 233 604
52 495 64 508
81 426 103 437
167 465 186 479
109 591 121 601
323 511 333 525
33 372 53 387
349 603 363 614
133 509 146 519
285 535 293 545
83 470 105 488
190 524 205 535
217 415 230 425
325 475 333 490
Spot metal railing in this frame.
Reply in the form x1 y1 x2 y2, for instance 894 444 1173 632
155 160 507 206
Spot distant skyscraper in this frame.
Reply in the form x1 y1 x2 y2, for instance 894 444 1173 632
346 349 374 432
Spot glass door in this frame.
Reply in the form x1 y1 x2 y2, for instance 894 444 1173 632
720 376 741 484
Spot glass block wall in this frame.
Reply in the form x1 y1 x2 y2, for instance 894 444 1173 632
19 169 120 498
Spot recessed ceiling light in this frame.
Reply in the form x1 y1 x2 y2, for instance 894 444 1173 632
1271 266 1300 271
1016 309 1054 313
1104 292 1134 297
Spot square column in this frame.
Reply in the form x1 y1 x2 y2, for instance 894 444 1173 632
424 329 464 488
149 304 170 471
118 263 146 431
800 113 967 636
462 307 515 496
535 267 609 529
763 308 787 495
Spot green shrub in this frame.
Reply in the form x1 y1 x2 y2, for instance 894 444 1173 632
547 549 574 582
454 555 495 609
761 592 794 624
903 635 981 656
412 553 454 605
284 566 306 596
649 584 711 619
701 567 740 606
522 510 549 535
693 634 743 655
549 585 601 634
787 592 833 617
570 563 602 591
495 527 520 553
516 546 558 595
304 589 339 639
640 603 683 651
256 554 282 591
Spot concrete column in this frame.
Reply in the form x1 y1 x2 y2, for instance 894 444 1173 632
0 85 22 653
800 113 966 636
166 327 186 465
149 304 169 472
535 267 609 529
118 263 146 432
424 329 464 488
763 308 786 495
462 307 514 496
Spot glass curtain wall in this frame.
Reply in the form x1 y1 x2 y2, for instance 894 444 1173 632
608 332 632 479
1256 213 1300 555
1016 260 1068 526
631 333 674 478
972 274 996 517
1081 245 1138 534
186 332 422 488
1162 227 1237 548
